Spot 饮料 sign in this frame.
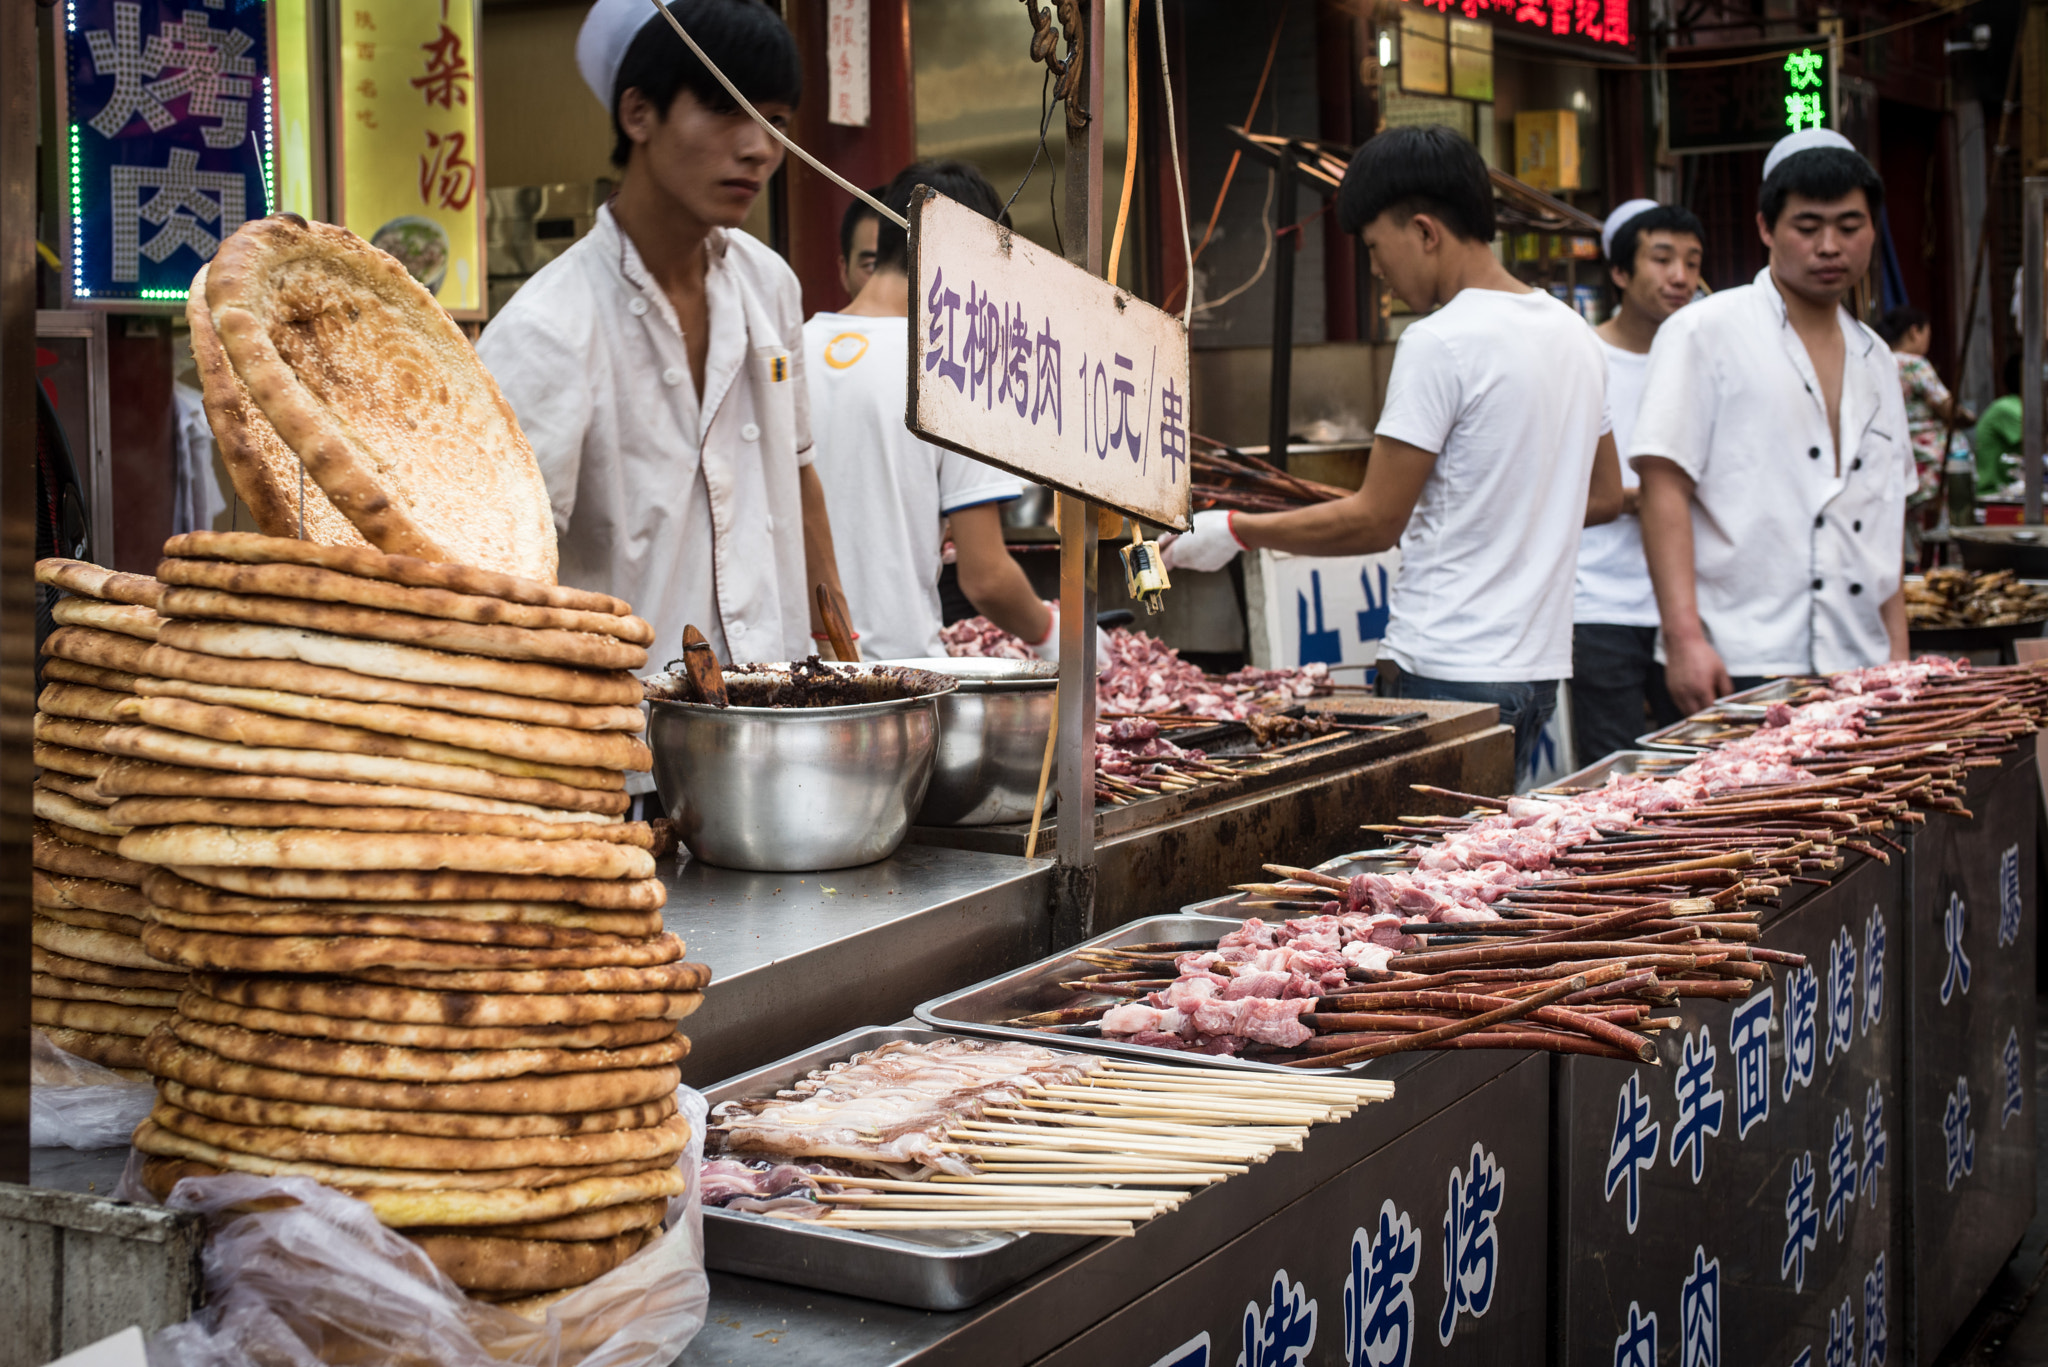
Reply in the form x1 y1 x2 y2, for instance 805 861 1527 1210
1664 38 1838 154
907 190 1192 530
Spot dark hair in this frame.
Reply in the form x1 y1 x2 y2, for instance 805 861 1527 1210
1607 204 1705 276
839 189 883 261
610 0 800 169
873 160 1008 272
1875 306 1929 347
1759 147 1884 228
1335 125 1495 242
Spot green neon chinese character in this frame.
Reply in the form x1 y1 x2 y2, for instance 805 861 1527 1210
1785 48 1824 90
1785 91 1825 132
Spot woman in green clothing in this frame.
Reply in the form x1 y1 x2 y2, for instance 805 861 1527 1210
1976 353 2025 494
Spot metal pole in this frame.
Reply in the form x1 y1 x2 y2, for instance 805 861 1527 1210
0 0 39 1182
2024 178 2044 526
1051 0 1105 947
1267 149 1296 470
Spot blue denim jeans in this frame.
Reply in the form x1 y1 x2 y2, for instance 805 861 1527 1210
1377 665 1561 783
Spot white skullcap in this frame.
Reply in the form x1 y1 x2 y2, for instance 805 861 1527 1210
1600 198 1660 260
577 0 663 110
1762 128 1856 181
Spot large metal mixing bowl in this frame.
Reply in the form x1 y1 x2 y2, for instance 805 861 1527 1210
880 657 1057 826
646 664 956 871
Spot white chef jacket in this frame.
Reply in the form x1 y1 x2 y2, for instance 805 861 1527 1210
478 205 814 677
1629 268 1912 677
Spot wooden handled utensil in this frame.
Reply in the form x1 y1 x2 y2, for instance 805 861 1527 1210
817 585 861 663
680 624 728 708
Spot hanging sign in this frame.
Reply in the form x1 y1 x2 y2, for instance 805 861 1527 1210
1664 38 1837 154
334 0 487 317
825 0 869 127
907 190 1193 529
61 0 274 307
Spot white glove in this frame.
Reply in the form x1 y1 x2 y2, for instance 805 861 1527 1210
1159 509 1245 573
1028 605 1115 675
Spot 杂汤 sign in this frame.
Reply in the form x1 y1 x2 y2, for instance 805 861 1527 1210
908 190 1192 530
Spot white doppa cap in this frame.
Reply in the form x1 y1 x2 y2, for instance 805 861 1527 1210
1762 128 1856 181
1600 198 1660 261
578 0 663 111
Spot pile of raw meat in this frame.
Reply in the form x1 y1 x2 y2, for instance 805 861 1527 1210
1099 658 1964 1056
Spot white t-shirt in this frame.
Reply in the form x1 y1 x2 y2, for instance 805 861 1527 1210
802 311 1023 661
1573 340 1658 627
1374 288 1609 683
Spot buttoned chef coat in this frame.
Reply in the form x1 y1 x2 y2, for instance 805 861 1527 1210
1628 268 1912 678
478 205 813 677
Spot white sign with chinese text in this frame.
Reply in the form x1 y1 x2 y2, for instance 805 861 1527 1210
908 190 1193 529
825 0 869 127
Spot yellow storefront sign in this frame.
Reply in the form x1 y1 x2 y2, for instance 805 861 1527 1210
334 0 485 317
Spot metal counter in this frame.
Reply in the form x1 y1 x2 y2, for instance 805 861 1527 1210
660 845 1054 1087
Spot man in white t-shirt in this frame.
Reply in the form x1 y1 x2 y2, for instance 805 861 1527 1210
1163 125 1622 775
804 161 1060 661
1570 199 1705 765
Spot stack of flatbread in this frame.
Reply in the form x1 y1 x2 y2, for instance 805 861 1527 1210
32 558 185 1076
98 531 706 1306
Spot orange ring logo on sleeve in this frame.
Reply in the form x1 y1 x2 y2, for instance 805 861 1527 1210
823 333 869 370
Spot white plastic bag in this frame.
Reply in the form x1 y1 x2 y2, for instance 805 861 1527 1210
140 1087 711 1367
30 1029 158 1150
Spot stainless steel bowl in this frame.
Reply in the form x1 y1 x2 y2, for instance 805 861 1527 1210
879 657 1058 827
646 663 957 871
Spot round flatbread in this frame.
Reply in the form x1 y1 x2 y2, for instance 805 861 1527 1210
349 960 709 995
166 1016 690 1082
170 866 664 910
143 1033 684 1112
437 1198 669 1242
41 657 143 693
34 787 129 836
142 868 658 935
165 533 630 616
175 993 679 1051
36 559 165 609
158 588 649 672
192 972 703 1027
133 1119 675 1189
147 903 656 948
99 727 632 817
34 826 149 883
155 621 639 705
34 742 111 778
156 559 655 646
130 698 627 791
123 826 654 881
151 1103 690 1172
34 945 188 991
98 758 618 822
37 682 135 725
158 1081 676 1139
42 819 126 857
42 625 156 676
140 641 646 733
52 599 161 641
408 1228 652 1293
35 772 110 806
44 1025 149 1071
140 1154 686 1227
141 924 683 974
32 973 181 1008
112 797 647 847
35 871 153 918
32 996 172 1038
34 714 119 755
33 915 176 972
35 904 147 938
130 679 652 772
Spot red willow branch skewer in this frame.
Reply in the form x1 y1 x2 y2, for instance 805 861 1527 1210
1286 972 1601 1066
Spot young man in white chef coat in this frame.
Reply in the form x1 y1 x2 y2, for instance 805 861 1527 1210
802 160 1066 662
479 0 847 693
1570 200 1705 765
1162 125 1623 777
1633 130 1911 714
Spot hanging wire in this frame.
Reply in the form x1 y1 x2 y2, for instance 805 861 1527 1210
1105 0 1143 285
1155 0 1191 330
1004 69 1058 224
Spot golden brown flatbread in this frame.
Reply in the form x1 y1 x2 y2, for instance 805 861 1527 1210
37 682 135 724
36 558 165 609
157 1081 676 1139
33 827 149 883
151 1103 689 1172
35 772 110 806
34 945 188 991
439 1198 669 1242
142 868 658 935
34 742 112 778
133 1119 674 1188
408 1228 653 1292
32 973 181 1008
348 960 708 995
35 714 119 755
192 971 702 1026
156 559 656 645
141 923 682 974
51 599 161 641
122 825 654 881
43 624 157 675
146 903 655 948
33 915 176 973
42 819 126 857
44 1025 149 1071
129 697 627 791
98 757 616 822
202 218 558 580
99 727 632 816
34 903 147 938
174 992 679 1051
41 658 143 693
169 865 664 910
111 797 647 848
144 1033 684 1112
31 996 172 1038
166 1016 690 1082
131 679 652 772
35 871 153 918
34 787 129 836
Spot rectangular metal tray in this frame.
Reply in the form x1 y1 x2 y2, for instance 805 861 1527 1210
701 1025 1092 1311
1634 715 1747 752
1180 847 1408 920
916 914 1394 1076
1537 749 1696 792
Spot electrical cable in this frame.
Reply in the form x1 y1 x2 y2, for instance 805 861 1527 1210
1194 165 1277 314
1106 0 1143 285
1155 0 1191 330
1004 69 1058 225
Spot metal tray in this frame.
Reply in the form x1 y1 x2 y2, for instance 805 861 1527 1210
1536 749 1695 793
916 914 1392 1076
1634 715 1748 752
1719 677 1814 707
1180 847 1409 919
701 1025 1092 1310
